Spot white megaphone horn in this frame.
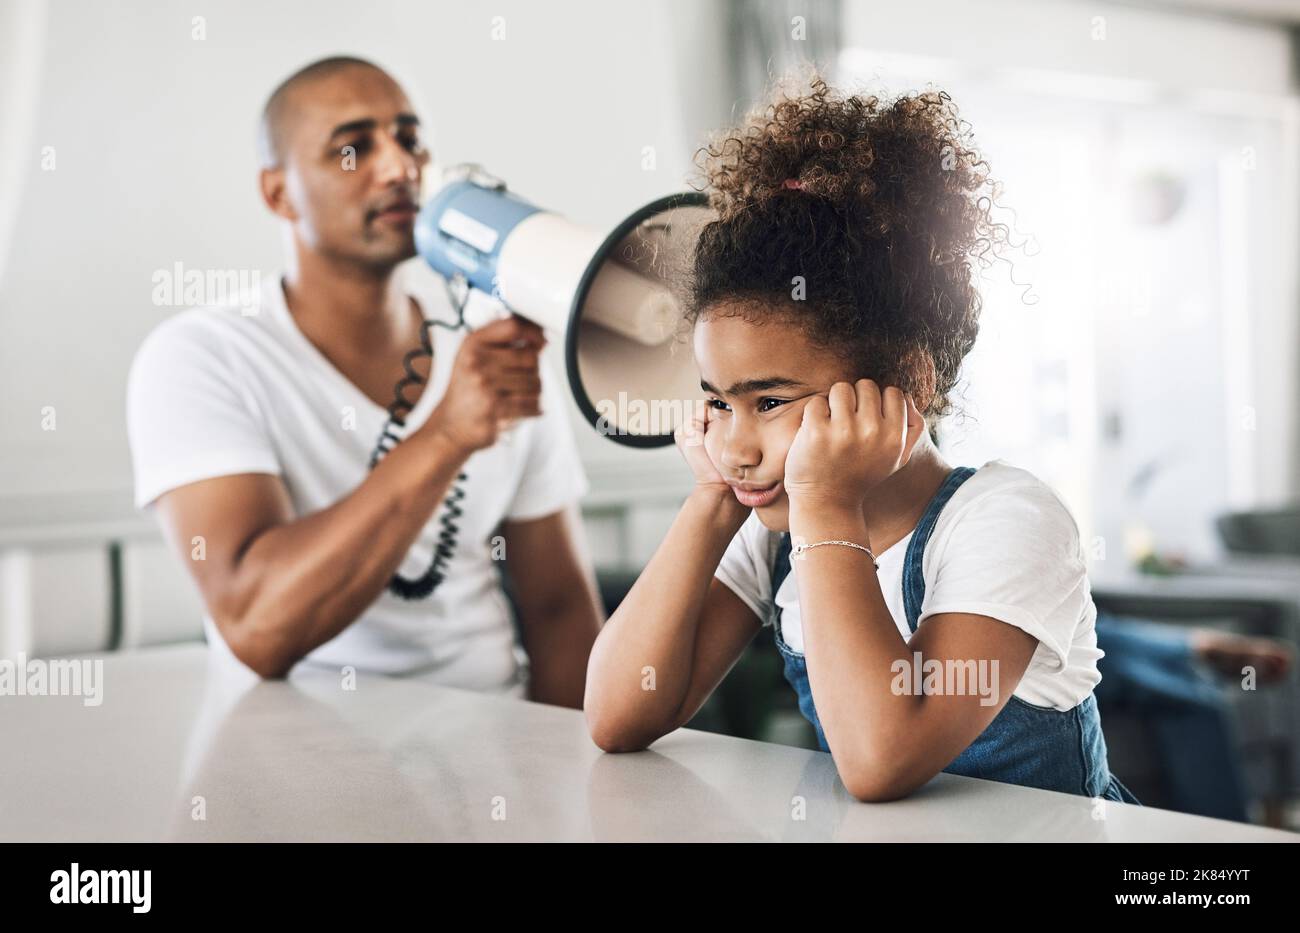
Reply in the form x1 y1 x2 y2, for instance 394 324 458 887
414 165 713 447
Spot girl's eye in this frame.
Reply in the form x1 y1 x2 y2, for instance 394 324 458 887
706 397 731 413
757 397 789 413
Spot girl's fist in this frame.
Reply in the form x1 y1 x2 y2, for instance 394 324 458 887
784 380 925 513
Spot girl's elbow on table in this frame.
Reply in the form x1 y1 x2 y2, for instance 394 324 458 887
838 753 932 803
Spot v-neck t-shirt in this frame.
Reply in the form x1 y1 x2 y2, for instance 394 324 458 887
126 270 588 691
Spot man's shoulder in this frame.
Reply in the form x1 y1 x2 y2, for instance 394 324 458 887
134 277 282 366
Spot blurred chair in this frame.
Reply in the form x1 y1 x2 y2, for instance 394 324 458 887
1094 542 1299 826
0 543 112 658
118 536 206 648
1217 507 1300 556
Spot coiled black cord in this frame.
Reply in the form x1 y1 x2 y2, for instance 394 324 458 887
368 274 471 601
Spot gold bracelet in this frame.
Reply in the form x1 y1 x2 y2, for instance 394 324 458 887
792 539 880 570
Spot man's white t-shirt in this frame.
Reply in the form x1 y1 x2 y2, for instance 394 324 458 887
126 271 589 693
714 460 1103 711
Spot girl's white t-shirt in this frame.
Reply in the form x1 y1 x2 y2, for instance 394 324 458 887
126 271 588 693
714 460 1103 711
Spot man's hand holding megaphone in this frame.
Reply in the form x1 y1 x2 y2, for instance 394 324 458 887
423 314 547 455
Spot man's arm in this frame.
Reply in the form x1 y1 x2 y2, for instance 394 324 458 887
150 315 546 679
155 424 471 678
501 504 604 709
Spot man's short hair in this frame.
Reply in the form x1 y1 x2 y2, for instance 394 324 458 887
258 55 387 169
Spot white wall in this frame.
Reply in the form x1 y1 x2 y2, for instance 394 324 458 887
835 0 1300 563
2 0 1297 550
842 0 1293 96
0 0 732 505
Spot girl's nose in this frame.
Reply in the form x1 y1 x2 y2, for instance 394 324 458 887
719 422 761 473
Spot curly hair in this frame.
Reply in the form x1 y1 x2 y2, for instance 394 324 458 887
689 75 1010 424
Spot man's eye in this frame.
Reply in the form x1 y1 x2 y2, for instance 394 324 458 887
398 134 424 153
757 397 789 413
339 138 371 157
706 397 730 412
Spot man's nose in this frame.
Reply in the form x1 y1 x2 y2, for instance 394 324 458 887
372 134 422 187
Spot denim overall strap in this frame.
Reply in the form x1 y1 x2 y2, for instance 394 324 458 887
766 464 1140 804
894 465 1140 804
902 466 978 632
769 531 832 749
771 532 794 618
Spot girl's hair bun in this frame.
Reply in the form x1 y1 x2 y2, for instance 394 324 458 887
689 73 1012 424
696 75 997 256
699 76 885 213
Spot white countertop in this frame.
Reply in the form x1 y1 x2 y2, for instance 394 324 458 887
1 644 1293 842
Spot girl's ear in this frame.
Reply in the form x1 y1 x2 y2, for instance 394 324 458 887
902 394 927 464
898 346 938 415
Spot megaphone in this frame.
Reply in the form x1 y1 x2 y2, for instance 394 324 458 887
414 165 713 447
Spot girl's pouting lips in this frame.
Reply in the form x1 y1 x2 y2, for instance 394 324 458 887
729 480 783 509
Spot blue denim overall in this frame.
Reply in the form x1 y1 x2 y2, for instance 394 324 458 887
771 465 1140 803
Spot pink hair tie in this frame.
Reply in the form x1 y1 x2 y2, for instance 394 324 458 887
782 177 804 190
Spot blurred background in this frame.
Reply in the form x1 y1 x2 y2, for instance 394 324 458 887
2 0 1299 828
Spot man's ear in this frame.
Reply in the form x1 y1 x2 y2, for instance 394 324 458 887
259 166 298 221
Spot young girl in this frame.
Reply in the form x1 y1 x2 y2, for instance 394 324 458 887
583 77 1139 805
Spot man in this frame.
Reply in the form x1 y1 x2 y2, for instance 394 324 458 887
127 56 602 707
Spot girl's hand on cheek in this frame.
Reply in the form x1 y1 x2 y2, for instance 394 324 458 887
675 400 734 495
784 380 926 515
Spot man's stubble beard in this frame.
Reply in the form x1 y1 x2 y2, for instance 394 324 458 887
315 227 416 275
